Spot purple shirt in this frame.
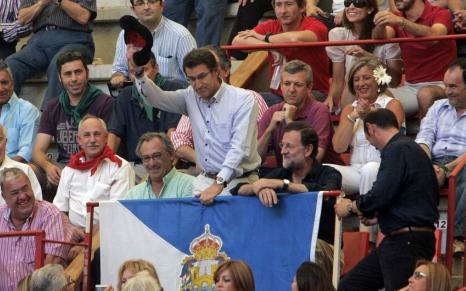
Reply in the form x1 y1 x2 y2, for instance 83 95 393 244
0 200 67 291
258 97 342 165
38 92 114 163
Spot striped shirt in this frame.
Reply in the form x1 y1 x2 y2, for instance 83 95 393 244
0 200 67 291
416 99 466 158
171 90 269 151
112 16 196 81
20 0 96 32
0 0 31 42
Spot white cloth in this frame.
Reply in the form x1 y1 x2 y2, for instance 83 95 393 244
326 27 401 79
0 156 42 205
327 95 395 195
112 16 196 81
53 156 135 227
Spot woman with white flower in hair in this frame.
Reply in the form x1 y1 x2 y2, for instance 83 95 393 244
328 57 405 236
324 0 402 112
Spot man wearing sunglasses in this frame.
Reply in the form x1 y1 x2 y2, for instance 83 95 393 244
133 48 261 205
373 0 456 119
232 0 330 103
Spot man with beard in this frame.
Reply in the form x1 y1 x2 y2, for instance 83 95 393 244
125 132 193 199
234 121 342 275
373 0 456 118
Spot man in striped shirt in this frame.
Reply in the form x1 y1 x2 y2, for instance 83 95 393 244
0 0 31 60
0 167 67 291
111 0 196 88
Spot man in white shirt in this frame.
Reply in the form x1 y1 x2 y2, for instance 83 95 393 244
53 115 134 257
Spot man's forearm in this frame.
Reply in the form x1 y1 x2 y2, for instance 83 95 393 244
60 0 92 25
175 146 197 164
18 1 48 24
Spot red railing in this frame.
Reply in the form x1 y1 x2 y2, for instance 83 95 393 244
0 202 99 291
223 35 466 282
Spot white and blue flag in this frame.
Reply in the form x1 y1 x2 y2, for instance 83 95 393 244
100 192 323 291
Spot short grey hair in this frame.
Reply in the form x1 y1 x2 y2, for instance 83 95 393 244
282 60 313 85
135 132 174 158
30 264 68 291
0 60 14 82
0 167 29 194
78 114 108 133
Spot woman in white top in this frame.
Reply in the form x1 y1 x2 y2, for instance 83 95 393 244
330 58 405 196
325 0 402 112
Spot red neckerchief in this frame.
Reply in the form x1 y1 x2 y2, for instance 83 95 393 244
68 145 122 176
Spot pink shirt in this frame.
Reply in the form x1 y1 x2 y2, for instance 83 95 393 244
171 90 269 151
0 200 66 291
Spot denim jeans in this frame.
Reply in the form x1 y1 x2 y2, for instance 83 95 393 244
5 28 94 109
338 231 435 291
433 156 466 238
163 0 228 46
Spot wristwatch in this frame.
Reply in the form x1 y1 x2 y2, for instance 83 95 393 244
282 179 290 192
346 202 354 215
216 176 227 187
264 32 273 43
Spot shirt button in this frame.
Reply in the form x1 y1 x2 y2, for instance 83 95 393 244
205 159 208 161
205 144 208 146
206 120 209 123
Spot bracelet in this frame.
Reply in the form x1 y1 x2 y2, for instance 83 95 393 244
264 32 272 43
347 114 357 123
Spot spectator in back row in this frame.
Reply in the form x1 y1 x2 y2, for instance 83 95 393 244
5 0 96 109
32 50 113 201
133 48 261 204
325 0 402 111
170 46 268 174
233 0 329 105
54 115 134 260
0 168 67 291
0 124 42 205
0 61 39 163
111 0 196 88
125 132 193 199
108 52 184 179
258 60 342 168
415 58 466 256
373 0 457 118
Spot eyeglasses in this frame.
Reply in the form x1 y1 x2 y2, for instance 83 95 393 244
141 152 164 163
344 0 368 8
279 142 303 150
186 71 211 84
133 0 161 7
412 271 427 280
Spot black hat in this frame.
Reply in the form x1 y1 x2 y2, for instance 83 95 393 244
120 15 153 66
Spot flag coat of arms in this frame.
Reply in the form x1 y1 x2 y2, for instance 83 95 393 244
100 192 323 291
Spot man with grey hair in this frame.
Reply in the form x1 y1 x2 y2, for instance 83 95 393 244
30 264 73 291
54 115 134 258
0 124 42 205
0 168 67 291
258 60 342 168
0 61 39 163
126 132 193 199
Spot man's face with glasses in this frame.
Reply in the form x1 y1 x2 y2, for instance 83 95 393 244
185 64 221 101
280 130 310 171
140 137 173 182
131 0 163 25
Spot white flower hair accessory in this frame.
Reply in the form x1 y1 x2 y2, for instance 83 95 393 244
373 65 392 86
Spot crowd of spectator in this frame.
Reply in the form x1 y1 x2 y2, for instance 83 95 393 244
0 0 465 290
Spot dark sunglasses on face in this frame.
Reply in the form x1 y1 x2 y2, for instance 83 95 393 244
344 0 368 8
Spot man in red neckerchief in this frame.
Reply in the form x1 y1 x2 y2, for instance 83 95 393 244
53 114 135 260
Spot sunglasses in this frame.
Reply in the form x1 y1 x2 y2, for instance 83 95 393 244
344 0 368 8
413 271 427 280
